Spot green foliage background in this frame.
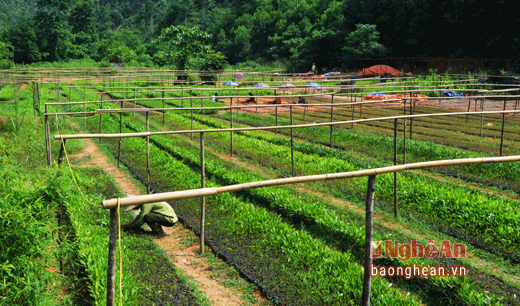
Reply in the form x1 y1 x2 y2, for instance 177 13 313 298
0 0 519 72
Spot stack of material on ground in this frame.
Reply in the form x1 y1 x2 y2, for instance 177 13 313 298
440 90 465 97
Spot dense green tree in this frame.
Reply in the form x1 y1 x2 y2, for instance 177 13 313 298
154 25 211 70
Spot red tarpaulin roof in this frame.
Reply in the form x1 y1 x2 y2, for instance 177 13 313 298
356 65 404 76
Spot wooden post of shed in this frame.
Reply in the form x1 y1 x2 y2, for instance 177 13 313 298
106 208 118 306
500 99 507 156
362 174 376 306
200 132 206 254
230 98 234 156
330 94 334 147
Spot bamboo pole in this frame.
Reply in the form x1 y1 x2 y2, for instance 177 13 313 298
329 94 334 147
68 84 72 113
362 174 376 306
146 112 151 194
45 105 52 167
291 105 295 177
117 101 123 168
394 119 398 219
480 98 485 137
403 99 407 164
57 139 66 167
102 155 520 208
466 98 471 123
500 99 506 156
200 132 206 254
106 208 118 306
83 87 86 129
191 99 194 140
230 98 233 156
99 96 103 143
162 90 165 124
55 109 520 141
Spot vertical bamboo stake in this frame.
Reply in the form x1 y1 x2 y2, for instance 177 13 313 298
290 105 295 177
32 82 37 117
466 97 471 123
162 90 165 124
106 208 118 306
330 94 334 147
394 119 398 219
45 106 52 167
403 99 407 164
118 102 123 168
57 79 60 102
303 103 306 121
191 98 194 140
36 83 41 116
230 98 234 156
500 99 506 156
480 98 484 137
200 132 206 254
133 84 137 116
362 174 376 306
275 104 278 129
146 112 151 194
83 87 86 129
99 96 103 143
57 139 66 167
68 84 72 113
351 102 355 129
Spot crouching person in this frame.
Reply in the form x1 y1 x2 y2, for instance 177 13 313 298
123 200 178 238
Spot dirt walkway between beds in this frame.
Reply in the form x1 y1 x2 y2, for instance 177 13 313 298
69 136 256 306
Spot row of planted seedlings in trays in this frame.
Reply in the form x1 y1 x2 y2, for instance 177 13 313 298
78 87 518 305
42 82 208 306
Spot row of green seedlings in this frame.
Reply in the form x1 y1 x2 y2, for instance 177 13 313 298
33 83 204 306
274 103 520 161
95 110 422 305
173 111 520 259
228 108 520 187
0 137 67 305
295 100 519 143
114 108 506 305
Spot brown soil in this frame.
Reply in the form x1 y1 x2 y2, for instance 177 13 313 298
68 137 253 306
220 97 329 114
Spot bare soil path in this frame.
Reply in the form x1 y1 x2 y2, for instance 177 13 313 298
69 137 252 306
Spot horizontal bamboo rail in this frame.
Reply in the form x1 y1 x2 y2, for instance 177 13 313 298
53 109 520 140
102 155 520 208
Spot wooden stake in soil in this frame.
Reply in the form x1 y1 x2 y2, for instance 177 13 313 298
162 90 165 124
393 119 398 219
362 174 376 306
58 139 66 167
330 94 334 147
480 98 485 137
146 112 151 194
117 101 123 168
403 99 407 164
500 99 507 156
99 96 103 143
291 105 295 177
83 87 87 129
106 208 118 306
230 98 233 157
45 105 52 167
200 132 206 254
191 98 194 140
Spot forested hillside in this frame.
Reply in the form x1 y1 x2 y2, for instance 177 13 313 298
1 0 519 72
